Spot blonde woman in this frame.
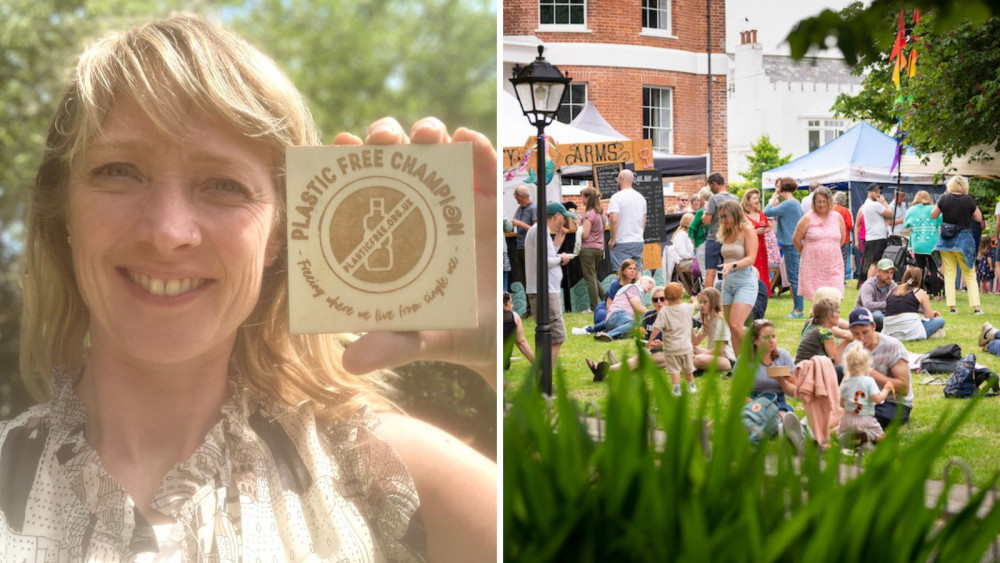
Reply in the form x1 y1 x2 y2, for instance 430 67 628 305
931 175 984 314
7 15 496 560
714 199 759 354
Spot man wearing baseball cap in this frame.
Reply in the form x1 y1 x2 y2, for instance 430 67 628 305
524 201 575 366
846 308 913 428
855 258 898 332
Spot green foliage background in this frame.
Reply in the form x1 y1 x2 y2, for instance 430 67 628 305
729 134 793 200
0 0 497 456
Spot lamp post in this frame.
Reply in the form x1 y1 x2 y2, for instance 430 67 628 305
510 45 571 395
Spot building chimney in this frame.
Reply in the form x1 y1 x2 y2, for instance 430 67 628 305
751 29 757 44
740 31 746 45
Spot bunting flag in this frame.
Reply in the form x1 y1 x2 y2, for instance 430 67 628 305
503 134 548 181
908 8 921 78
889 10 908 89
890 118 908 173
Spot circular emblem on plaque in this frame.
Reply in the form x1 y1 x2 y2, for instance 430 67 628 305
319 175 437 293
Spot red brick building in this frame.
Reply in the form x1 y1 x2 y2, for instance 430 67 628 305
503 0 728 208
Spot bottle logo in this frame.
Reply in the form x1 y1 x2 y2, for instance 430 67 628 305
321 176 435 293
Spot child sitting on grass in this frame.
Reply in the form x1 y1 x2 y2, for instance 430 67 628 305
838 345 895 447
691 287 735 373
647 282 697 396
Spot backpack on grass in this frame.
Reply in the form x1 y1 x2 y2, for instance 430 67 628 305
944 354 978 398
742 392 780 445
920 343 962 374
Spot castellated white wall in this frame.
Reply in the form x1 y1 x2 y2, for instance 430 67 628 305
727 40 863 183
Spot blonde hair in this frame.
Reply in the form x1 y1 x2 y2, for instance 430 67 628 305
21 15 391 420
811 286 843 309
672 213 694 241
740 188 761 214
716 199 748 241
845 345 873 379
946 175 970 195
912 190 933 205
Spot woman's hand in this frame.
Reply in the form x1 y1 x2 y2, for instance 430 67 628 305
334 117 498 389
720 262 734 278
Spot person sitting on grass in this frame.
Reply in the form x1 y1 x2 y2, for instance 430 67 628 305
586 285 668 382
692 287 735 373
795 297 847 382
838 345 896 449
736 319 805 451
574 259 639 335
594 270 655 342
503 291 534 370
855 259 898 332
647 283 698 396
882 266 946 341
844 308 912 429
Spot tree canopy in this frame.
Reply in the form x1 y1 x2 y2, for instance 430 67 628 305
824 6 999 168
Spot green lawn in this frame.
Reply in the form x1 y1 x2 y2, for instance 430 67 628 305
504 284 1000 487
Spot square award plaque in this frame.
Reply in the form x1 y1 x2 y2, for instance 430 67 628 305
286 143 477 334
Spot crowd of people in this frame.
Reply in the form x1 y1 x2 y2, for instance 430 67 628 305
503 168 1000 453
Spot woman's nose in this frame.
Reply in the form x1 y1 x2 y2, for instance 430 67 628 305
137 185 201 253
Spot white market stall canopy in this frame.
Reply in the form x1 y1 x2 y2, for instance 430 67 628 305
761 122 937 189
501 90 619 147
900 145 1000 180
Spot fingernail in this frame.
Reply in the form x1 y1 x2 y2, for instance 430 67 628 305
368 123 397 138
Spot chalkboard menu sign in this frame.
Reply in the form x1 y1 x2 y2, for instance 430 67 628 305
634 169 665 243
593 162 623 199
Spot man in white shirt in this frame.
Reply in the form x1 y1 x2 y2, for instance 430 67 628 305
608 169 648 273
525 201 575 365
855 183 894 285
801 181 819 214
890 190 909 236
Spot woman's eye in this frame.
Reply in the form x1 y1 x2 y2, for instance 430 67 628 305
95 163 136 179
212 179 247 196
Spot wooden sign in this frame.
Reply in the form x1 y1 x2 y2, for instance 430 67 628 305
286 144 477 333
503 138 655 171
593 162 623 199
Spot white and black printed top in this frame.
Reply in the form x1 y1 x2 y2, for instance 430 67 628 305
0 368 427 562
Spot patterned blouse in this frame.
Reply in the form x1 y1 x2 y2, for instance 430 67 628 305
0 368 427 562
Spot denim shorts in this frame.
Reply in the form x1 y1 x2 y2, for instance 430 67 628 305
719 266 758 306
705 239 724 270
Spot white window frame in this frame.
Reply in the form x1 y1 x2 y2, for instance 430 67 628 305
643 86 673 153
556 83 588 124
537 0 588 32
807 118 846 152
640 0 674 38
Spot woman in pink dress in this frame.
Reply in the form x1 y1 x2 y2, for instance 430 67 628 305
792 186 846 300
741 188 771 284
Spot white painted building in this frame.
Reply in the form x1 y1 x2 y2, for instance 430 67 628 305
726 29 864 183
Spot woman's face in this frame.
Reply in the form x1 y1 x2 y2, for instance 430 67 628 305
755 325 777 353
651 290 666 311
748 192 760 210
66 96 277 366
813 194 831 214
623 263 637 282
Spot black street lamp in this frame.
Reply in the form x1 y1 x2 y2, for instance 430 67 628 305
510 45 571 395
